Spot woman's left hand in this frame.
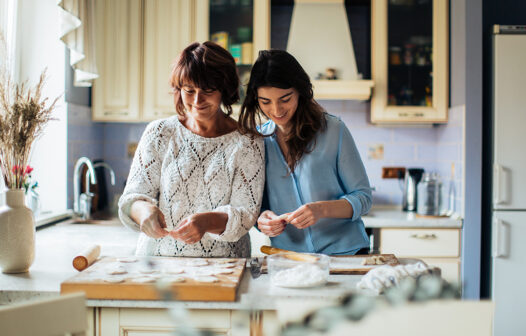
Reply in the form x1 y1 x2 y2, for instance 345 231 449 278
287 202 324 229
170 213 208 244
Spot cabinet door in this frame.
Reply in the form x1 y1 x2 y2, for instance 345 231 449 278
371 0 448 124
142 0 194 121
93 0 142 121
492 212 526 336
380 228 460 258
195 0 270 120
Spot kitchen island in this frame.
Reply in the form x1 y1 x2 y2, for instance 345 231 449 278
0 220 365 335
0 210 462 335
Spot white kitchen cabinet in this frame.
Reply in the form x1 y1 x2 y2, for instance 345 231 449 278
371 0 449 124
93 0 269 122
142 0 194 121
194 0 270 119
93 0 196 122
379 228 461 283
93 0 142 122
98 307 260 335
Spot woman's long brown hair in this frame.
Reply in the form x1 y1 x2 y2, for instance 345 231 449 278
238 49 326 172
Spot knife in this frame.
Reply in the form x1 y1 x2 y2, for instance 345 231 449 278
249 257 263 279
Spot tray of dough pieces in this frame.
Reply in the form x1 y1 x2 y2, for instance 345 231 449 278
60 256 246 301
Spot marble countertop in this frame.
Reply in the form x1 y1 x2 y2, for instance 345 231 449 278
0 208 459 309
362 207 462 228
0 221 360 310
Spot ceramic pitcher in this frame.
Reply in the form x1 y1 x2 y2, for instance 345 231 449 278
0 189 35 273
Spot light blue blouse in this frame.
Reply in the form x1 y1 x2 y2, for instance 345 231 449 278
259 113 372 255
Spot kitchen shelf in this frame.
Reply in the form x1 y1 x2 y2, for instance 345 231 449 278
312 79 374 100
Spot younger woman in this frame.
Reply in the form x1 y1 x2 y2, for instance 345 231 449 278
239 50 372 255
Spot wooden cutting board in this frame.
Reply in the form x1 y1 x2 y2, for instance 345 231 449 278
261 254 399 275
61 256 245 301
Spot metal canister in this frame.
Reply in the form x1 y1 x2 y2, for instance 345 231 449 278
417 173 442 216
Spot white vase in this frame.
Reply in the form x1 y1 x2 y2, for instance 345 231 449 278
0 189 35 273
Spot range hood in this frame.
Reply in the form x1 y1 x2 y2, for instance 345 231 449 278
287 0 373 100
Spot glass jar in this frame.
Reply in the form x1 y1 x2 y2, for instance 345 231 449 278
389 46 402 65
417 173 442 216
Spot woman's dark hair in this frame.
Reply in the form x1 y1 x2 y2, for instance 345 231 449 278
170 41 239 116
239 49 326 171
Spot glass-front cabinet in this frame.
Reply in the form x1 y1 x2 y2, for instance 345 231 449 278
194 0 270 114
371 0 448 124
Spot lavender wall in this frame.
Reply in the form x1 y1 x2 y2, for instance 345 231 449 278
321 100 464 214
67 102 464 215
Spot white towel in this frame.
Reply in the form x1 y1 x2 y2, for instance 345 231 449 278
357 262 430 295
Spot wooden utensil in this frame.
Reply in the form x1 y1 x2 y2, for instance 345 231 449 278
72 244 101 271
260 245 319 262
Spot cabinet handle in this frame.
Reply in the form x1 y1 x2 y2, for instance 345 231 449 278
493 219 509 258
398 112 425 118
104 111 129 116
410 233 437 240
493 163 507 205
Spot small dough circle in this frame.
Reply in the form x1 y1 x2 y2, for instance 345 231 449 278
105 265 127 275
117 257 138 263
186 259 209 267
103 277 125 283
193 276 218 283
131 276 156 283
162 268 184 275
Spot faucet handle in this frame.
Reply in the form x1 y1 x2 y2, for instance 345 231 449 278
79 192 94 220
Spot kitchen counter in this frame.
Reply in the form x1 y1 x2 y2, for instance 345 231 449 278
0 221 359 310
363 207 462 228
0 209 459 308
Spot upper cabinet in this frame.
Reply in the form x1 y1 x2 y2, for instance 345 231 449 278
93 0 142 121
92 0 448 123
93 0 269 122
142 0 194 121
93 0 196 122
371 0 448 124
195 0 270 114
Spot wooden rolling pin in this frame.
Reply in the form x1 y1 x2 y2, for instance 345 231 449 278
72 244 101 271
260 245 319 262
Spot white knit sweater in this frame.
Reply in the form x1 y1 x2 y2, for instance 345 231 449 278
118 116 265 257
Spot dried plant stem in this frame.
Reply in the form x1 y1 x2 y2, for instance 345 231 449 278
0 31 59 189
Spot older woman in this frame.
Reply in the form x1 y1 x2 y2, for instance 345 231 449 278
119 42 264 257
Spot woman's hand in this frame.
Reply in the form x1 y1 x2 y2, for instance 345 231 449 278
171 212 228 244
130 201 170 239
170 214 207 244
288 202 324 229
257 210 288 237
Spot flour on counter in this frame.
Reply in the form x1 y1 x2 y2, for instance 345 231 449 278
271 263 328 288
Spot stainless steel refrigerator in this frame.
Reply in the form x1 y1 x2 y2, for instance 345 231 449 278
491 25 526 336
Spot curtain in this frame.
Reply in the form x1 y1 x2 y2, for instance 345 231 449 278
58 0 98 87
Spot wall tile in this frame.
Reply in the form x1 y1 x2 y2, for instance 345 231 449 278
66 103 465 210
392 127 437 143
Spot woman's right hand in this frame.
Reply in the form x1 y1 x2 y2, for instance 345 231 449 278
257 210 288 237
130 201 170 239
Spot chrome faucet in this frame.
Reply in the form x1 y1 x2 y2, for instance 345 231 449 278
73 157 97 219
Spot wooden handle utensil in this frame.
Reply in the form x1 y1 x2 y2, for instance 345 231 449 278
260 245 319 262
72 244 101 271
